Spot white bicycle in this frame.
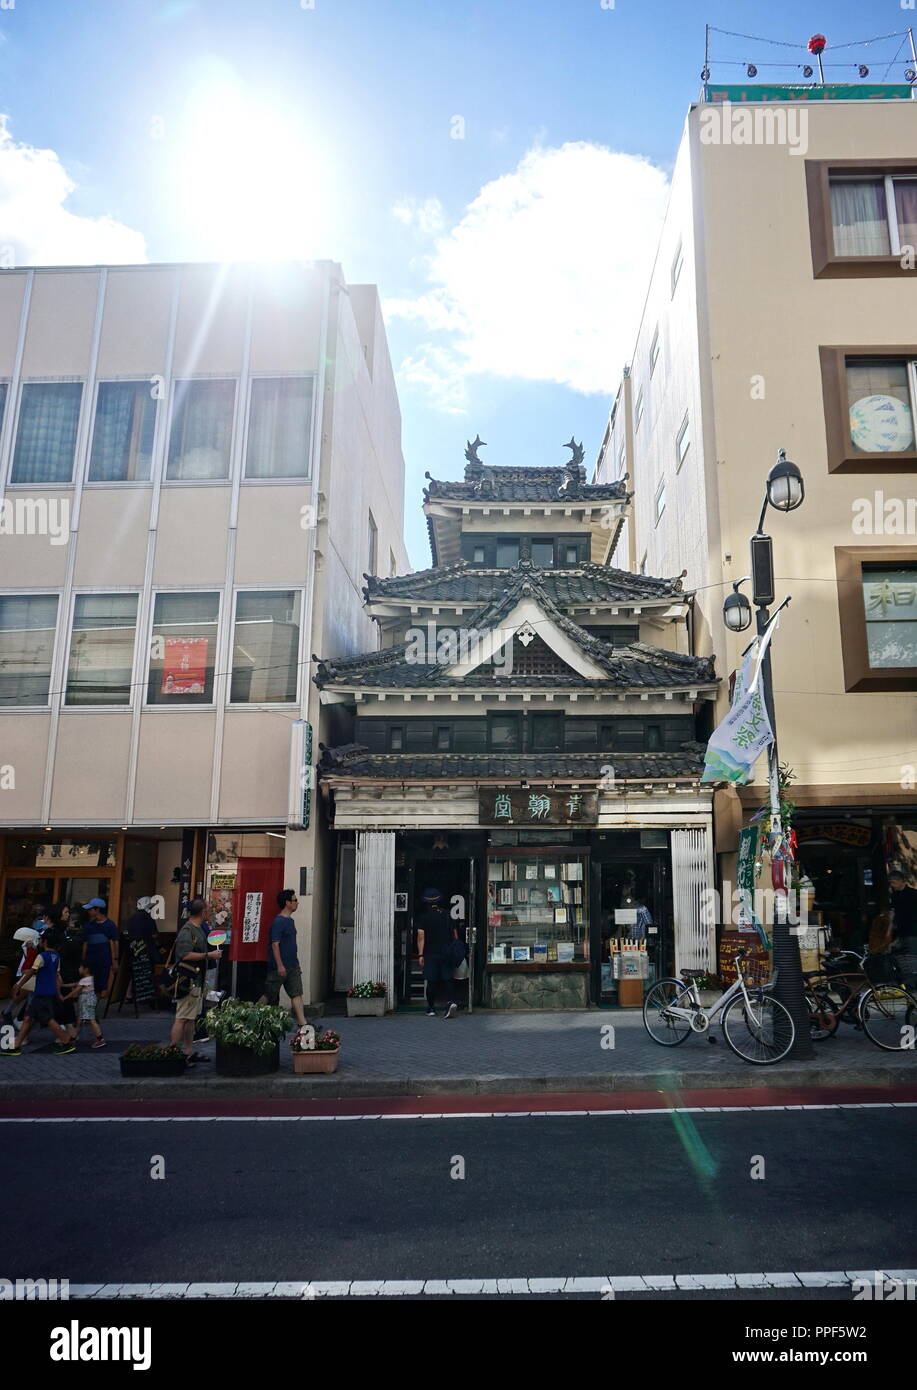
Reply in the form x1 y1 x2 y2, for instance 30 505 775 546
642 953 795 1065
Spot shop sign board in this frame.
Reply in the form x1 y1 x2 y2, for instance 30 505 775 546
479 790 598 826
241 892 263 944
796 823 871 847
704 84 914 103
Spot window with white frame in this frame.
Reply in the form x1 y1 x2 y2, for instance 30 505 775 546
147 592 220 704
675 412 691 470
634 388 644 431
0 594 58 706
830 175 917 257
230 590 301 704
846 358 916 454
11 383 83 485
671 240 684 294
88 382 157 483
649 327 660 377
66 593 139 705
654 481 667 525
166 379 235 481
244 376 313 479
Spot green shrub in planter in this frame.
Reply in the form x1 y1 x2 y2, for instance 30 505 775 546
207 998 291 1054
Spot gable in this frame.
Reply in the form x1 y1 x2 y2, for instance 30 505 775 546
445 595 609 681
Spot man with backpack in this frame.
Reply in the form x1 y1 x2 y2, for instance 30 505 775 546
168 899 222 1067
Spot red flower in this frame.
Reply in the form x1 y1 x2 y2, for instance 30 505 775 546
807 34 826 55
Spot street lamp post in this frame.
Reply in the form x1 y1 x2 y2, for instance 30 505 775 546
723 449 813 1059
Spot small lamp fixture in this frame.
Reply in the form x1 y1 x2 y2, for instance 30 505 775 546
746 63 757 78
858 65 869 79
766 449 805 513
701 66 710 81
724 582 752 633
906 68 916 83
803 65 814 78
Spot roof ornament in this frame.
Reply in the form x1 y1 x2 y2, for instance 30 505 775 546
558 438 585 497
464 435 487 484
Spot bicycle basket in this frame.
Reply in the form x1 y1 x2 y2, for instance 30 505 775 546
863 952 901 986
743 956 771 988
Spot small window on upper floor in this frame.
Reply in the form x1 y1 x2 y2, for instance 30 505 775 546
245 376 312 479
830 175 917 258
649 327 660 377
88 382 156 483
388 725 405 752
675 412 691 471
654 482 667 525
11 383 83 485
634 389 644 432
0 594 59 706
435 725 452 752
531 539 555 568
166 379 235 481
564 545 579 567
645 723 663 752
472 545 486 565
671 240 684 295
496 539 520 568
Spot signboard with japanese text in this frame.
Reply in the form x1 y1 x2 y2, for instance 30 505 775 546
161 637 208 696
704 84 913 103
478 790 598 826
241 892 263 943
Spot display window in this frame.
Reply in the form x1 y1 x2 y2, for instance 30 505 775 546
486 850 588 963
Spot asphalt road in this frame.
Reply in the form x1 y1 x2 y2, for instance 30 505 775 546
2 1107 915 1297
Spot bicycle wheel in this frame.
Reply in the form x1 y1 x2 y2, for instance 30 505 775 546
722 989 795 1064
806 988 840 1041
643 979 693 1046
859 985 917 1052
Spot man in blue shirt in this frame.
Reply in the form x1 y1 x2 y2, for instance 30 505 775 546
81 898 119 998
258 889 306 1027
3 925 76 1055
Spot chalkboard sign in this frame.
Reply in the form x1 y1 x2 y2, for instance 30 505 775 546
129 939 156 1004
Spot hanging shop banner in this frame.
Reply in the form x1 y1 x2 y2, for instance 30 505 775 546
796 823 871 847
241 892 263 944
161 637 208 696
701 641 774 785
479 790 598 826
736 825 769 946
703 84 914 103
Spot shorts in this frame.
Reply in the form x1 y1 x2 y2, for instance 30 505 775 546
263 965 303 1004
25 995 56 1027
56 998 76 1026
77 992 98 1022
422 955 454 984
86 959 111 995
175 987 202 1021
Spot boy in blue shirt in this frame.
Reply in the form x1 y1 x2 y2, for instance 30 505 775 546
3 927 76 1056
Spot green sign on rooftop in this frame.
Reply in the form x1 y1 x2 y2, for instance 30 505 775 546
703 84 914 103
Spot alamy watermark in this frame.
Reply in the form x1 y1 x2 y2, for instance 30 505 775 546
0 496 70 545
699 104 808 156
405 622 514 675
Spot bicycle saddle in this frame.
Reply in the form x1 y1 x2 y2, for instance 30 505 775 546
680 969 706 979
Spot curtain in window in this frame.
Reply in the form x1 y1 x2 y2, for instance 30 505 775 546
830 180 890 256
895 181 917 252
89 383 155 482
230 590 300 703
0 595 59 706
166 381 234 481
11 383 83 485
246 378 311 478
66 594 138 705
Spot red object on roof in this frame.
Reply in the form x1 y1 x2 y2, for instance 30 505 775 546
807 34 827 55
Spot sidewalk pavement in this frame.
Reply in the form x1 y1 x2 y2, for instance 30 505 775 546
0 1004 914 1099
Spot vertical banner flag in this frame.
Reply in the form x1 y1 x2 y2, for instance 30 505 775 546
736 824 770 947
701 641 774 784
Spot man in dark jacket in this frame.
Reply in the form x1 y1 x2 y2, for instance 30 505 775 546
415 887 458 1019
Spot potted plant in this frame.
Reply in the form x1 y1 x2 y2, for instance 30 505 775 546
694 973 722 1007
291 1026 342 1075
119 1043 187 1077
208 998 291 1076
346 981 387 1017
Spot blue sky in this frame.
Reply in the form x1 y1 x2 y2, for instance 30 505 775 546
0 0 908 565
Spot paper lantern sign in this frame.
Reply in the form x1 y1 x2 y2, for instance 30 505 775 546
850 395 915 454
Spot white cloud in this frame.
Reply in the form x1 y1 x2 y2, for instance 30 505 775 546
386 141 669 407
391 197 446 237
0 116 146 267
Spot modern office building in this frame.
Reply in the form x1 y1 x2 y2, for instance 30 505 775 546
595 85 917 943
0 259 408 1001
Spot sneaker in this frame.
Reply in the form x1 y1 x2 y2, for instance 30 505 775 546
90 1038 107 1049
188 1052 210 1062
425 1008 437 1017
53 1043 76 1055
1 1048 21 1057
444 1003 458 1020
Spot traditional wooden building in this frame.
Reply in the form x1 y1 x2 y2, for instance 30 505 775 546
315 445 719 1009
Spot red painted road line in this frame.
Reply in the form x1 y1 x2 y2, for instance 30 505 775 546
1 1084 915 1120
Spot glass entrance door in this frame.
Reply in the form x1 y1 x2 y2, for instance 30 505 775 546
596 860 662 1004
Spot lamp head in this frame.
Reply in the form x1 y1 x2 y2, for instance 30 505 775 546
767 449 804 512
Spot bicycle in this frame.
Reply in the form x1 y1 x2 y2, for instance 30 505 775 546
805 948 917 1054
643 953 795 1065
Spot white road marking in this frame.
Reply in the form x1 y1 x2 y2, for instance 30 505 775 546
66 1269 917 1299
0 1100 908 1124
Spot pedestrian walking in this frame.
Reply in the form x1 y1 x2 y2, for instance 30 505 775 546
59 962 106 1049
2 927 76 1056
889 869 917 984
415 886 459 1019
169 898 222 1066
258 890 307 1028
3 927 39 1025
81 899 120 1003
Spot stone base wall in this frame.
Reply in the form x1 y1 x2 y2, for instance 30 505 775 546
485 970 589 1010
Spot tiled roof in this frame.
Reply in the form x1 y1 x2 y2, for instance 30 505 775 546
318 744 709 782
363 559 686 607
314 568 716 692
422 455 629 505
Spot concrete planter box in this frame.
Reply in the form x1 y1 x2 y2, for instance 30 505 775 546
292 1047 340 1074
215 1041 280 1077
346 997 386 1017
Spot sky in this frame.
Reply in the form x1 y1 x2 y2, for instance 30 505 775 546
0 0 910 566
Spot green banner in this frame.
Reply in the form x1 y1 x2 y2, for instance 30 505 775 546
704 84 914 103
737 825 769 948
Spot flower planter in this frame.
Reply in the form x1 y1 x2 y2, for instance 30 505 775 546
346 996 386 1017
292 1047 340 1075
119 1057 187 1077
215 1041 280 1077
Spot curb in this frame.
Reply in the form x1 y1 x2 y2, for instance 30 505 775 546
0 1063 913 1101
